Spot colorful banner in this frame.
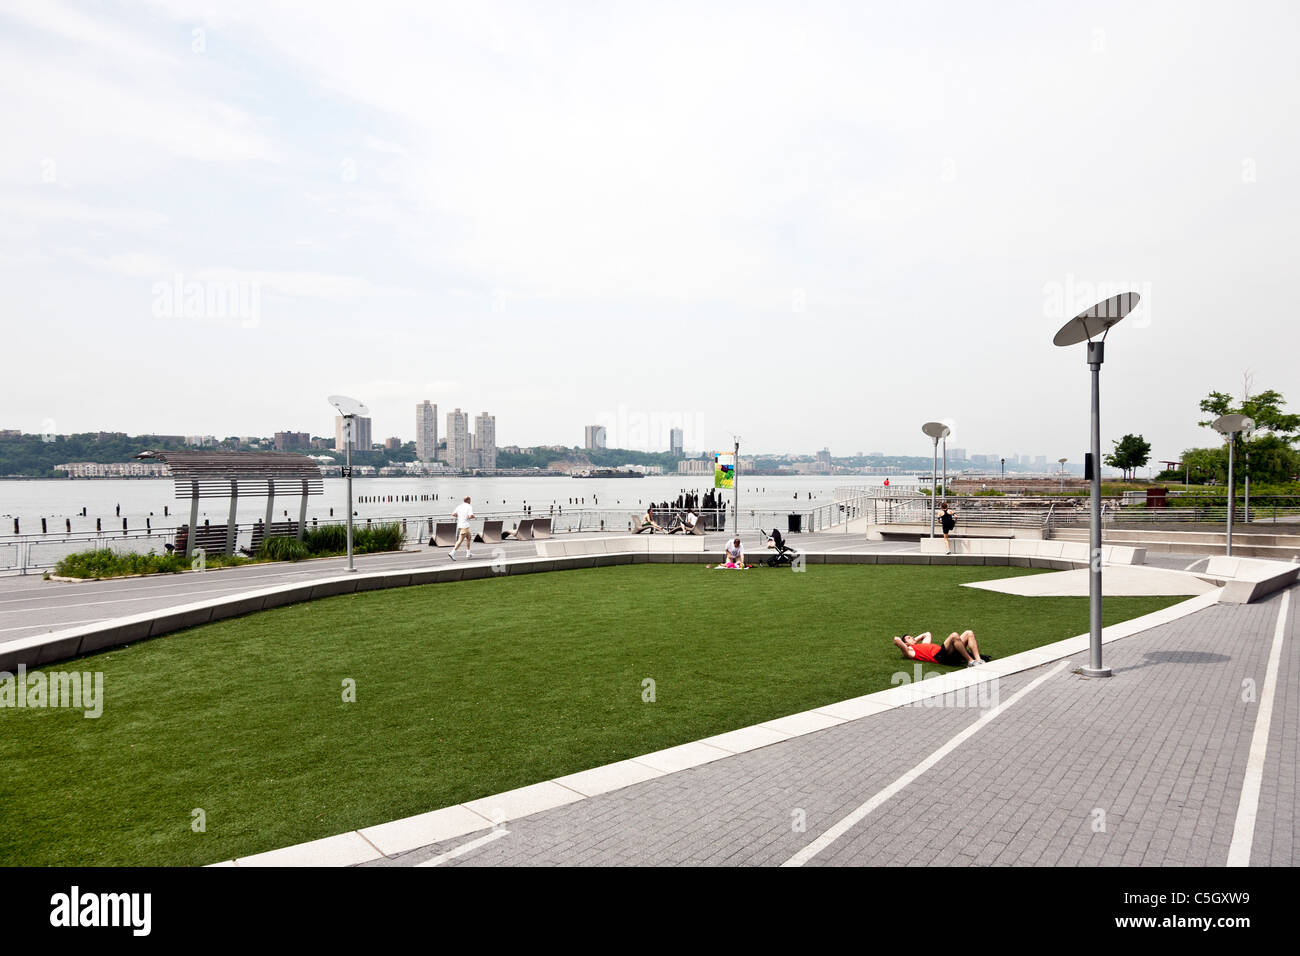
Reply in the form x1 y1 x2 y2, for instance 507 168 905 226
714 452 735 489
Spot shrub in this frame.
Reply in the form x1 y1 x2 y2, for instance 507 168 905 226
259 536 310 562
302 524 348 554
54 549 188 579
353 522 404 554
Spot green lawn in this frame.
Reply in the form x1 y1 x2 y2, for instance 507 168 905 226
0 564 1184 866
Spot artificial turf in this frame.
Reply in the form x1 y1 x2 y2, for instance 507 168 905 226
0 563 1186 866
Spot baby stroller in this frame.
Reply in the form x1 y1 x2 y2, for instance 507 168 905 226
764 528 799 567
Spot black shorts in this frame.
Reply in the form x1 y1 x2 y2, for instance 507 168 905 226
933 644 963 666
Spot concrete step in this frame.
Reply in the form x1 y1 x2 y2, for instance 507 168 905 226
1053 527 1300 548
1052 532 1299 560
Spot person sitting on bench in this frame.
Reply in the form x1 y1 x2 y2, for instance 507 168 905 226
893 630 985 667
636 507 665 533
669 509 698 534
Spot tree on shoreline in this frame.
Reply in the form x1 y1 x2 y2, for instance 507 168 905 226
1104 434 1151 481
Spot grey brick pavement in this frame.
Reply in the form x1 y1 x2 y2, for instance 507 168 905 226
365 587 1296 867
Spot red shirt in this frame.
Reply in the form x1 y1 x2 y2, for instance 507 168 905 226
909 642 941 663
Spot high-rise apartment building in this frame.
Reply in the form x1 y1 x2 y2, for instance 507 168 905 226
335 415 372 453
416 400 438 462
669 427 683 455
585 425 607 450
446 408 469 470
274 431 310 451
475 412 496 472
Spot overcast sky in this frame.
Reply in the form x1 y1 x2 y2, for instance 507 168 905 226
2 0 1297 463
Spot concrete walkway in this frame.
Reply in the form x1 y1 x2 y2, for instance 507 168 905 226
354 586 1295 867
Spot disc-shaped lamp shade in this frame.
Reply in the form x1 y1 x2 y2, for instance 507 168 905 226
1052 292 1141 346
1213 414 1254 435
922 421 950 440
328 394 370 417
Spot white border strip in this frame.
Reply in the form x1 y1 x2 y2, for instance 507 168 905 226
1226 588 1291 866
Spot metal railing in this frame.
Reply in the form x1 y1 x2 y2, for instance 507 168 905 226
0 506 730 574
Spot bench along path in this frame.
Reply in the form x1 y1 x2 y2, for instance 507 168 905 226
365 587 1297 867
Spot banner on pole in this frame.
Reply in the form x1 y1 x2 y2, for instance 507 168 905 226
714 452 735 489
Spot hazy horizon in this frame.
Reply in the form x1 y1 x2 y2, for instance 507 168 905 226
3 0 1298 465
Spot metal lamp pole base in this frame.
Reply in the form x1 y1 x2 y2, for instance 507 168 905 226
1084 340 1111 678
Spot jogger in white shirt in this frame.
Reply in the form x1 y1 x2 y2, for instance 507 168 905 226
450 496 474 560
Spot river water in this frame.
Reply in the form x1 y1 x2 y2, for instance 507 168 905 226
0 474 921 533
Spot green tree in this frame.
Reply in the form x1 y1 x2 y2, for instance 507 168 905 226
1197 383 1299 484
1103 433 1151 480
1198 387 1299 443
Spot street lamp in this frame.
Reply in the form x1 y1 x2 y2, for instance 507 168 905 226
328 394 370 572
1058 457 1068 493
1053 291 1141 679
1243 424 1254 524
922 421 950 537
1212 414 1253 556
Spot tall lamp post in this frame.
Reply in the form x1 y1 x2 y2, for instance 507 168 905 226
733 435 740 536
328 394 370 572
922 421 950 537
1212 414 1253 556
1058 457 1068 493
1243 424 1254 524
1053 291 1141 679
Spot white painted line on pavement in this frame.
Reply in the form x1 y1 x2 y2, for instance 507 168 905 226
416 828 509 867
782 660 1071 868
1227 588 1291 867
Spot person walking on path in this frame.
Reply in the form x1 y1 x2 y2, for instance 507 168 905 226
938 502 957 553
450 496 475 560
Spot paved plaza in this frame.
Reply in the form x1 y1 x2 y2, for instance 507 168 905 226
361 590 1294 867
5 529 1294 868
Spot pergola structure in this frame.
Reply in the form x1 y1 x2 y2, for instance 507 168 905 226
137 450 324 557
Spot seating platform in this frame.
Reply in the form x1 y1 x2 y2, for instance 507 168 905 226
1199 556 1300 604
534 535 707 558
919 536 1146 567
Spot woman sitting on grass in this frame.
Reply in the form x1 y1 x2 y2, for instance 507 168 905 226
893 630 986 667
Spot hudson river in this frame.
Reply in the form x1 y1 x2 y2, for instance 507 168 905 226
0 474 919 533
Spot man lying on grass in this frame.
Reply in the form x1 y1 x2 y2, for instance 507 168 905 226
894 630 987 667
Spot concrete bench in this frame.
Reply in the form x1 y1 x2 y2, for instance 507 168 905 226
871 523 1019 541
1201 556 1300 604
534 535 707 558
919 537 1146 567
